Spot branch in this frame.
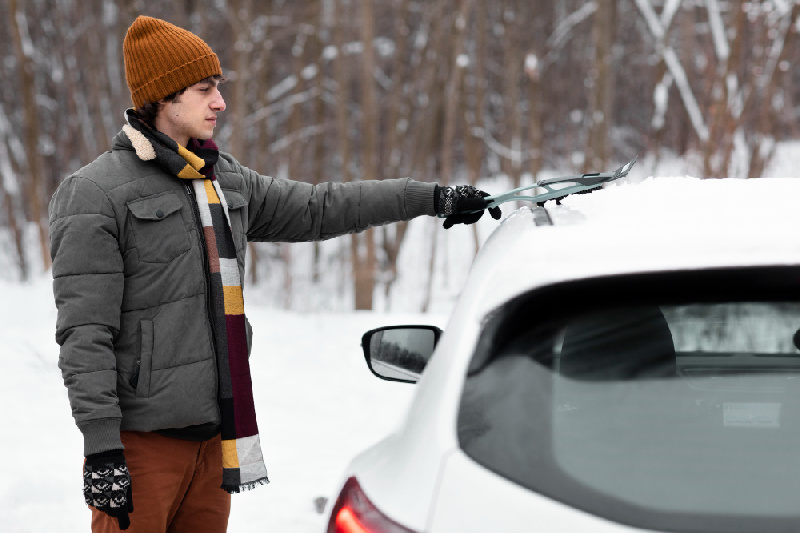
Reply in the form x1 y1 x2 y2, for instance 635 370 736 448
0 106 20 194
547 2 598 50
545 2 597 65
633 0 664 40
270 124 328 154
664 48 709 141
244 87 323 127
661 0 682 30
652 72 674 129
470 127 537 164
705 0 730 62
633 0 709 141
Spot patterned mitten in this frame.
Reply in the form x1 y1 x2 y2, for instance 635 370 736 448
435 185 502 229
84 450 133 530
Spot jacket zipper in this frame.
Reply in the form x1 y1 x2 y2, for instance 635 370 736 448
185 183 220 378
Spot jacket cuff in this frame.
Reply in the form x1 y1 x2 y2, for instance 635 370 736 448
79 418 123 456
405 180 437 218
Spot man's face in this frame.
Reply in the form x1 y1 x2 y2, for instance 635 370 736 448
155 80 226 146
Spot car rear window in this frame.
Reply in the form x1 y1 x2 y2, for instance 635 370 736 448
458 267 800 533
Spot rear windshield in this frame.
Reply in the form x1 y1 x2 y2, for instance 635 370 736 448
458 269 800 533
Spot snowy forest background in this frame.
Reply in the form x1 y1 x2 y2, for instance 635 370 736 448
1 0 799 313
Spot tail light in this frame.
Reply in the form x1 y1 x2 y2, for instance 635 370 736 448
327 477 418 533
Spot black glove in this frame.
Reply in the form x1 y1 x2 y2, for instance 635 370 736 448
84 450 133 530
434 185 502 229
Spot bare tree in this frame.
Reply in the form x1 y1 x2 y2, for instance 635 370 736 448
7 0 49 269
584 0 617 172
351 0 380 310
381 0 413 302
0 105 27 279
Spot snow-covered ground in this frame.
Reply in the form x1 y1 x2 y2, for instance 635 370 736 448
0 275 445 532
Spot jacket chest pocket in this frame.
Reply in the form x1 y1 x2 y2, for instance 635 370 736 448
127 192 190 263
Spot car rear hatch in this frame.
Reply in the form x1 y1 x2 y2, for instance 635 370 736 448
435 266 800 533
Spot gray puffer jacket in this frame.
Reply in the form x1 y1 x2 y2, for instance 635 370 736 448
49 130 436 455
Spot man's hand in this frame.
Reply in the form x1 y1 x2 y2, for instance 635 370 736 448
434 185 502 229
84 450 133 530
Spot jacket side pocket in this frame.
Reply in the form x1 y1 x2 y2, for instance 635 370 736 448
136 319 154 398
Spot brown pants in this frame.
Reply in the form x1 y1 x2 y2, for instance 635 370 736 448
91 431 231 533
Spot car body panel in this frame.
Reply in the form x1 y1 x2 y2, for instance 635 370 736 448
329 177 800 532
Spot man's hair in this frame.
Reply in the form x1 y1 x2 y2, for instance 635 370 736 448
135 74 227 127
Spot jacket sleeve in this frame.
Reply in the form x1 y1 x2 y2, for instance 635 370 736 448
222 154 437 242
49 176 125 456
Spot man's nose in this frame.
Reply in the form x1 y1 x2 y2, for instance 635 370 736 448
211 89 226 112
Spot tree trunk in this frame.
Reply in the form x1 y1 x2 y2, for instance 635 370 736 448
526 52 543 181
228 0 254 161
248 1 275 285
584 0 616 173
311 2 326 284
746 2 800 178
714 0 746 179
83 14 112 155
381 0 413 304
441 0 474 187
468 0 489 253
8 0 50 270
0 107 28 279
417 0 451 313
281 243 292 308
353 0 379 311
425 0 475 310
701 0 744 179
332 0 362 309
333 0 352 186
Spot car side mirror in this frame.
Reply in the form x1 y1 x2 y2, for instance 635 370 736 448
361 325 443 383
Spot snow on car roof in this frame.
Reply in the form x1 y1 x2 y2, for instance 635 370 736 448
465 176 800 316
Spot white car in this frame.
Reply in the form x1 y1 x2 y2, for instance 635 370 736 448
327 177 800 533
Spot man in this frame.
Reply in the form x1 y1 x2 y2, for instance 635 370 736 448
49 15 499 533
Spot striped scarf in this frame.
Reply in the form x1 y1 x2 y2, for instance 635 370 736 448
123 110 269 493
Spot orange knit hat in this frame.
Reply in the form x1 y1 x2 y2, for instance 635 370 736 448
123 16 222 108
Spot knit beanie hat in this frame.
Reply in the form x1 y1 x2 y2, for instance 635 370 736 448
123 16 222 108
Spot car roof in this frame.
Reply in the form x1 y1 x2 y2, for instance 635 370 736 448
466 177 800 316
